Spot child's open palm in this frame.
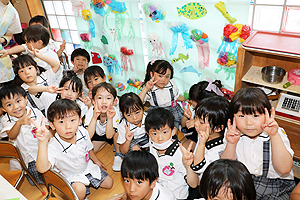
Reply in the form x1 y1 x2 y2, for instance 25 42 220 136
179 142 194 167
226 117 241 144
125 124 133 142
31 117 51 142
262 107 279 136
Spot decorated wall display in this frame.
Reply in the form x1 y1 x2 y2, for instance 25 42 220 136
72 0 249 97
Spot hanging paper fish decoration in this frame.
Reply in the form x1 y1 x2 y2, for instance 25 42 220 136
143 3 166 23
171 53 189 64
177 2 207 20
180 65 202 77
103 54 122 75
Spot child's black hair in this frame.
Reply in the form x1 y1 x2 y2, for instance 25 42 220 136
29 15 50 28
189 80 222 102
229 87 271 121
92 82 116 100
71 48 90 63
0 85 27 108
23 24 50 46
121 150 159 184
142 60 174 87
84 65 106 88
200 159 256 200
145 107 174 132
195 96 229 136
12 54 46 85
119 92 144 116
59 70 82 95
47 99 81 123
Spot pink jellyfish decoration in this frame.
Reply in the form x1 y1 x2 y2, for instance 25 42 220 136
190 29 210 69
147 32 166 59
120 46 134 74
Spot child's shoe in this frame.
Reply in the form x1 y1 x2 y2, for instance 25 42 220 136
112 154 123 171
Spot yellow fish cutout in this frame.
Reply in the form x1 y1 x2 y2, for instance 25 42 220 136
177 2 207 20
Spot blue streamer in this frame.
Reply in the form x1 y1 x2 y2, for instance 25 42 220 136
169 23 193 55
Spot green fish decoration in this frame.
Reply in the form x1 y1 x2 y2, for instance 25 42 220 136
101 35 108 45
177 2 207 20
171 53 189 64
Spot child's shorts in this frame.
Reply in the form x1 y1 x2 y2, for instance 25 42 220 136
26 160 45 185
85 168 109 195
130 134 149 151
91 133 114 145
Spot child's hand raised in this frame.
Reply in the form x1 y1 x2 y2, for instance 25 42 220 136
145 74 160 90
106 103 116 119
19 110 32 126
27 45 43 58
179 142 194 167
183 104 192 119
92 101 101 119
262 107 279 136
125 124 133 142
226 118 241 144
47 85 63 94
31 116 51 142
197 124 210 145
186 119 195 129
79 92 92 108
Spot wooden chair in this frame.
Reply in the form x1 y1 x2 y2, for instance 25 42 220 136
0 141 46 195
43 169 79 200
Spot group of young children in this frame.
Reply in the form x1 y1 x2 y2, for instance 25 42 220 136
0 15 298 200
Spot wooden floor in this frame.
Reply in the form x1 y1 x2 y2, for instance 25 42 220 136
0 132 186 200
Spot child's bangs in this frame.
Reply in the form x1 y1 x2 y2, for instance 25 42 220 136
236 100 265 115
126 103 143 114
69 80 80 93
54 110 77 120
122 169 148 182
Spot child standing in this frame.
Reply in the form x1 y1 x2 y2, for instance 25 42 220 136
12 50 60 116
117 92 149 154
71 48 90 97
198 159 256 200
221 87 295 199
34 99 113 200
84 82 122 171
0 85 46 185
107 150 176 200
145 107 198 199
139 60 185 130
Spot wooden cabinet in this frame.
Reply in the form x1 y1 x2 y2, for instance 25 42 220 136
235 32 300 160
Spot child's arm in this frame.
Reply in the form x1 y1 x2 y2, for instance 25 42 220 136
56 40 66 58
86 101 101 139
119 124 133 154
28 47 60 74
27 85 62 96
32 117 52 173
90 149 107 170
0 44 26 57
181 104 193 128
177 94 185 101
106 104 116 139
193 124 209 165
79 92 92 108
263 108 293 174
179 142 199 188
221 118 241 160
138 76 159 103
7 110 32 140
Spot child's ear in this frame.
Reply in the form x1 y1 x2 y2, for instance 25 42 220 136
38 40 44 47
71 61 74 65
214 125 224 133
25 96 28 104
150 71 154 78
113 98 118 106
150 179 157 190
49 122 55 130
171 128 176 136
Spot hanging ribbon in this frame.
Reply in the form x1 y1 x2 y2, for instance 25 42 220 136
190 29 210 69
169 23 193 55
205 77 224 96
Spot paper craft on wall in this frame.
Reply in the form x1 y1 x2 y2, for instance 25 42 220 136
115 82 125 91
91 0 107 17
103 53 122 75
82 9 95 38
169 23 193 55
124 78 143 94
179 65 201 77
177 2 207 20
120 46 134 74
171 53 189 64
91 51 102 64
190 29 210 69
70 0 85 17
143 3 166 23
147 32 166 59
80 33 93 50
215 1 237 24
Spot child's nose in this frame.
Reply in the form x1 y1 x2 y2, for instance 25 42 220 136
245 116 252 125
129 182 135 192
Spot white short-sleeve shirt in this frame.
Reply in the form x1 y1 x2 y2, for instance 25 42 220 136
144 80 180 107
149 139 189 199
116 112 148 148
75 99 88 118
150 182 176 200
223 127 294 179
1 107 47 166
48 126 102 185
0 2 22 35
84 105 121 137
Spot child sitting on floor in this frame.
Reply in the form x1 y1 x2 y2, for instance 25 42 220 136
34 99 113 200
107 150 176 200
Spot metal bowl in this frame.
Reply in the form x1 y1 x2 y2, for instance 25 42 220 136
261 66 286 84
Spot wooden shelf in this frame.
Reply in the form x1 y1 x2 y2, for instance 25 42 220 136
242 66 300 94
